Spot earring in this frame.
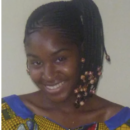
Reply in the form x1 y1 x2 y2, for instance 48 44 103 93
74 57 102 108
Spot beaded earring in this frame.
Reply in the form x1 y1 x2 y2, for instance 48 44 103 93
74 54 110 108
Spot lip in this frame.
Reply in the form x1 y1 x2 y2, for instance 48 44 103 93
45 82 65 94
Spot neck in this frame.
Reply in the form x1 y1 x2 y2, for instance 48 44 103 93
37 91 97 113
37 90 79 112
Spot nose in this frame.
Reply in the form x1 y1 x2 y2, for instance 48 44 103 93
42 63 56 81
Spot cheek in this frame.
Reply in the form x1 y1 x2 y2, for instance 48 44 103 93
61 59 80 79
29 69 42 83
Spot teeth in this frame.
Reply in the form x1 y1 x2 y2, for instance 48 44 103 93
46 82 64 90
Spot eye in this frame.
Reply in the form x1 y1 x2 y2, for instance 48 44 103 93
55 57 66 63
31 60 43 66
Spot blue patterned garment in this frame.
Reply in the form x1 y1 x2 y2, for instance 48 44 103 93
2 95 130 130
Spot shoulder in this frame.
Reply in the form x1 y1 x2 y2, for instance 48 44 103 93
2 94 34 118
19 91 41 110
2 95 17 112
2 95 35 129
93 95 124 111
91 95 130 129
87 95 130 120
87 95 124 116
2 96 15 116
105 107 130 129
95 96 130 129
2 95 20 129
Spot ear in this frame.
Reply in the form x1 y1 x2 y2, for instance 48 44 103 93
26 69 30 75
26 60 30 75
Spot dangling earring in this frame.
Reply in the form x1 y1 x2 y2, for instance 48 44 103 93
74 57 102 108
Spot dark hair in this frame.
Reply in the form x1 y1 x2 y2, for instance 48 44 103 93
24 0 110 97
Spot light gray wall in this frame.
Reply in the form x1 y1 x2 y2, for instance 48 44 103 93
2 0 130 107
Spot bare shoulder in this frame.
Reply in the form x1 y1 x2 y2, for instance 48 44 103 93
18 91 42 112
102 98 124 120
91 95 124 121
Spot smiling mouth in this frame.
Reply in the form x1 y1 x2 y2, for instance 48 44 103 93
46 82 64 90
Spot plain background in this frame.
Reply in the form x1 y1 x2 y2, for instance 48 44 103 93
2 0 130 107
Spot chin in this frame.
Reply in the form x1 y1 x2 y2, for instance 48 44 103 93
38 82 76 103
48 92 70 103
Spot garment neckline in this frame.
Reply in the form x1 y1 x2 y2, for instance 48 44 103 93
3 95 96 129
3 94 130 130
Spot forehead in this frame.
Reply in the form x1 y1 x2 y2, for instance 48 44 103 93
25 28 79 55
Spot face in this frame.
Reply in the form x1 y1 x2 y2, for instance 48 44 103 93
25 28 80 102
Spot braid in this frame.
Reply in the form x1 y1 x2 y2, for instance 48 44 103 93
24 1 83 46
72 0 105 70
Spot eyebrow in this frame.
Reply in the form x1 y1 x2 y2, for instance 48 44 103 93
26 48 70 58
27 54 39 58
51 48 70 56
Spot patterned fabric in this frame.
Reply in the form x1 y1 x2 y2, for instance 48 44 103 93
2 95 130 130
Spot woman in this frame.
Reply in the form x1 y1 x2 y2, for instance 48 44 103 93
2 0 130 129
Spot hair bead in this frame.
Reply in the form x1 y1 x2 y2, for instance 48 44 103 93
77 94 81 98
85 71 88 75
81 58 85 63
80 101 85 106
88 71 93 76
98 72 102 76
80 75 85 80
74 89 79 94
90 79 95 84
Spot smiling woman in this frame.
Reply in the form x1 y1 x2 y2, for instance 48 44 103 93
25 29 80 102
2 0 130 130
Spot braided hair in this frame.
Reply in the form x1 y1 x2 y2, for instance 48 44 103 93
24 0 110 107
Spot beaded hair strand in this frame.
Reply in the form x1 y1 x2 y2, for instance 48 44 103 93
24 0 110 108
72 0 110 107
